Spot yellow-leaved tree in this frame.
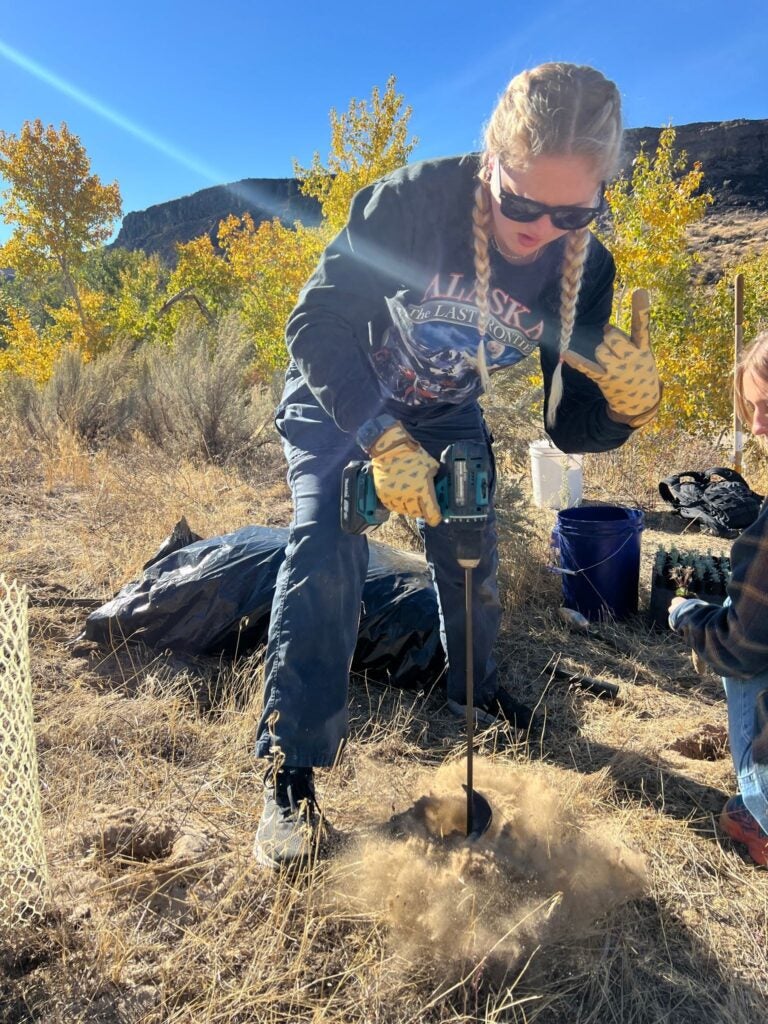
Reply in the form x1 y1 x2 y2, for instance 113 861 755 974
596 127 716 428
728 250 768 337
601 128 712 323
0 306 60 383
0 80 418 384
219 214 326 375
694 248 768 424
294 75 418 235
0 120 122 358
156 234 240 343
90 248 168 346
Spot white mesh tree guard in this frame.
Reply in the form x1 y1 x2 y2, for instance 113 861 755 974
0 576 50 928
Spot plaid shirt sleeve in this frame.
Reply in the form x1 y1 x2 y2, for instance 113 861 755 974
669 500 768 678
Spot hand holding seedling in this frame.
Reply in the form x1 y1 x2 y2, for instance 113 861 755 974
563 289 661 428
668 592 707 675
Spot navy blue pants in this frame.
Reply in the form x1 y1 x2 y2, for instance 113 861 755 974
255 386 500 767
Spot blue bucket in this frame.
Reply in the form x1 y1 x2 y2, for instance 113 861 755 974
552 505 644 621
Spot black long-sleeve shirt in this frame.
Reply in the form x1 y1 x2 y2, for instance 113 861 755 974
669 498 768 678
281 154 633 454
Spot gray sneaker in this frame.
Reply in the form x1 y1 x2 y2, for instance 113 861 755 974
253 766 319 869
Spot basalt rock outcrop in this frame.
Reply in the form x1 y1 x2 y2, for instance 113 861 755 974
114 178 322 264
113 118 768 264
623 119 768 207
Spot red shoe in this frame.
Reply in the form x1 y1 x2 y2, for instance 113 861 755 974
719 795 768 866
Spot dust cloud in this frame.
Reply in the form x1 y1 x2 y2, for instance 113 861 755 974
325 758 647 975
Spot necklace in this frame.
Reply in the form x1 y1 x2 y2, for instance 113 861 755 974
491 234 542 265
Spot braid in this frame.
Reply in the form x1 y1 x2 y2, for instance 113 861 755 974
546 228 591 429
471 170 493 391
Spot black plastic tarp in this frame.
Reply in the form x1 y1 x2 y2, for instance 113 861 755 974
85 521 445 690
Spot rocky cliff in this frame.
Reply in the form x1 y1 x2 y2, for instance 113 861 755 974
114 178 323 263
623 119 768 206
113 118 768 263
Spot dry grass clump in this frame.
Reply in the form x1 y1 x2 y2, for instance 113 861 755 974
132 316 275 466
3 344 137 446
1 316 276 471
0 424 285 600
583 424 739 510
1 409 768 1022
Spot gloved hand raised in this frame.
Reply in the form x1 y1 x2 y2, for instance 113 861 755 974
562 288 661 428
369 422 442 527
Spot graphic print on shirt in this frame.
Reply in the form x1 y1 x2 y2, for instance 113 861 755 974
372 272 546 406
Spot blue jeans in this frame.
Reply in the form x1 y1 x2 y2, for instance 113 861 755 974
724 674 768 832
255 385 499 767
720 597 768 831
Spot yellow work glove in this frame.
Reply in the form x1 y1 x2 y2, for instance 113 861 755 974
369 422 442 527
562 289 661 428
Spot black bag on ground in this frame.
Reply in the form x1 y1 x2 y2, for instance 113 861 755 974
658 467 763 537
84 522 444 691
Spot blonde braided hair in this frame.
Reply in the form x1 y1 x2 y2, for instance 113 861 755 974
471 177 493 391
547 226 592 427
472 63 622 427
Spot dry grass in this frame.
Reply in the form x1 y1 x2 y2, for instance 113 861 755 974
2 319 277 474
688 207 768 283
1 415 767 1024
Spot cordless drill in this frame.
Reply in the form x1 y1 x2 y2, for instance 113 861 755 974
340 439 491 563
340 437 494 838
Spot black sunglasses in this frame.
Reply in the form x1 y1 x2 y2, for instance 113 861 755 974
493 161 604 231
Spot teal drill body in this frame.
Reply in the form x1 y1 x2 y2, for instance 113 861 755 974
340 440 491 565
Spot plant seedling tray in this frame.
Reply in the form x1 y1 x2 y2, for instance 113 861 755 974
648 546 731 629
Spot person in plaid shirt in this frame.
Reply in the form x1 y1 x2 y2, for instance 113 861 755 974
669 331 768 866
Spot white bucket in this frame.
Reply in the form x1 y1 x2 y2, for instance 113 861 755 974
529 440 583 509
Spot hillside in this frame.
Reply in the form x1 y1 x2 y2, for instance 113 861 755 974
113 177 322 264
689 206 768 282
112 118 768 272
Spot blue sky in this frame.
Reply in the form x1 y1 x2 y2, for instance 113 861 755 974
1 0 767 244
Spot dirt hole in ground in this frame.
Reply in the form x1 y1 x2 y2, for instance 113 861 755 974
0 940 55 979
668 724 729 761
81 807 176 863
